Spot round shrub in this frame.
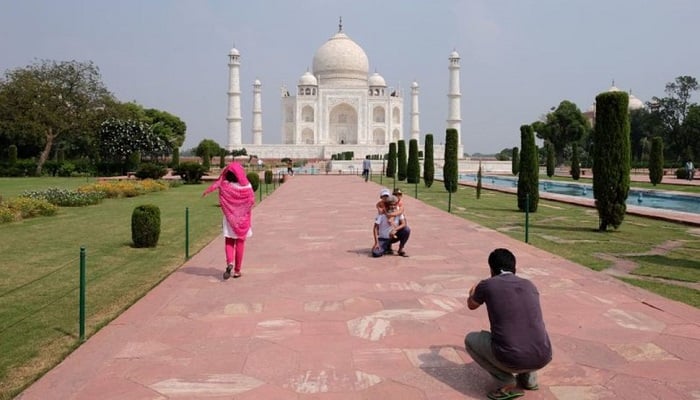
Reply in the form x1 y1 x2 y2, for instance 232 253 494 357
247 172 260 192
135 163 167 180
264 169 273 184
131 204 161 248
174 162 208 184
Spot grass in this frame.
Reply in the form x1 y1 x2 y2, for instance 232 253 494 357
376 175 700 305
0 176 277 400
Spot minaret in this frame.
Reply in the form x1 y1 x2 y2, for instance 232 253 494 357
252 79 262 145
410 81 420 143
226 47 242 151
447 50 462 146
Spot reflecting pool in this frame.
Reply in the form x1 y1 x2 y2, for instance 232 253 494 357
457 174 700 215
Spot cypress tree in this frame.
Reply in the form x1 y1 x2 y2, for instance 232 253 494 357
219 149 226 169
443 129 458 193
171 147 180 168
511 147 519 176
407 139 420 184
397 140 407 181
571 143 581 180
546 142 555 177
8 144 18 165
517 124 539 212
593 91 630 231
386 143 397 178
202 147 211 171
423 134 434 187
476 161 482 199
649 136 664 186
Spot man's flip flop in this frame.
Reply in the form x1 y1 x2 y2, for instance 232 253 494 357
487 387 524 400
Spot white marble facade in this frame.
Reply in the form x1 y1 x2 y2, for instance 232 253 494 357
227 22 463 160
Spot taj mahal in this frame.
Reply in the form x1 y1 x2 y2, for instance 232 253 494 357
225 21 464 160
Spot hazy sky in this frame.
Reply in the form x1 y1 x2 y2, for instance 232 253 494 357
1 0 698 154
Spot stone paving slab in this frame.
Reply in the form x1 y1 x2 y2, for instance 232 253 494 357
18 175 700 399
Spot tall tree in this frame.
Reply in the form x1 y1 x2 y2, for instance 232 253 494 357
443 129 458 193
145 108 187 148
423 134 434 187
195 139 224 160
570 143 581 180
99 118 170 169
648 136 664 186
406 139 420 184
511 147 519 176
397 139 407 181
517 124 539 212
532 100 589 165
0 60 114 174
650 76 698 160
386 142 397 178
593 91 630 231
545 142 555 177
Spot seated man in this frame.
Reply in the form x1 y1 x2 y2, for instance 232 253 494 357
372 195 410 257
465 248 552 400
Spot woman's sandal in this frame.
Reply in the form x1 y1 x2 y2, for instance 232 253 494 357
487 387 524 400
223 264 233 280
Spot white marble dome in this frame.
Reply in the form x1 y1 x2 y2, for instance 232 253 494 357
298 71 318 86
368 72 386 87
449 50 460 59
312 32 369 85
629 93 644 110
229 47 239 56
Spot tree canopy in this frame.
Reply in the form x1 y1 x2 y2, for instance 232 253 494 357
532 100 589 165
0 60 114 174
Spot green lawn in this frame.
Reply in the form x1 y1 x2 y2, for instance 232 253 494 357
376 175 700 306
0 177 275 399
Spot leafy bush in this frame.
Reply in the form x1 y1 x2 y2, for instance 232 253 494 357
247 172 260 192
135 163 167 180
5 197 58 218
0 205 19 223
20 187 105 206
264 169 273 184
77 179 168 198
174 162 208 184
131 204 161 248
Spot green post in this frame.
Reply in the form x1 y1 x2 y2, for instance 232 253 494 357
414 181 418 199
448 191 452 213
525 194 530 243
79 246 86 342
185 207 190 259
259 186 263 202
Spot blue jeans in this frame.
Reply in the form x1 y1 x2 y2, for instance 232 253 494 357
372 226 410 257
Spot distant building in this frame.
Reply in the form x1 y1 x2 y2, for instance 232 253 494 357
583 82 645 126
225 20 463 159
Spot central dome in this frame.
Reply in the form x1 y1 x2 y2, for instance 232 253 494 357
312 32 369 86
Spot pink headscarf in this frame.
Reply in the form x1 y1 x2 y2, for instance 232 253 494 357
203 162 255 237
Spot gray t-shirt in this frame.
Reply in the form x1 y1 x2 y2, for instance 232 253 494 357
472 273 552 370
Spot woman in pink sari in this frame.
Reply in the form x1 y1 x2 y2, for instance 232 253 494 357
203 162 255 279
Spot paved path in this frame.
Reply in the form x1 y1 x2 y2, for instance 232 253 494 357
18 175 700 399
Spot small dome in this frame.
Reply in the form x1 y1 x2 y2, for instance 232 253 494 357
629 93 644 110
312 32 369 85
253 79 261 86
229 47 240 56
449 50 460 59
608 85 620 92
411 81 419 88
298 71 318 86
368 72 386 87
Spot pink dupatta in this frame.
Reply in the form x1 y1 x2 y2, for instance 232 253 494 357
203 162 255 237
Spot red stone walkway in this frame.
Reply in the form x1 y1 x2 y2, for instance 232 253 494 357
18 175 700 399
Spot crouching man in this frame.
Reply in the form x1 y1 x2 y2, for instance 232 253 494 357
465 248 552 400
372 195 410 257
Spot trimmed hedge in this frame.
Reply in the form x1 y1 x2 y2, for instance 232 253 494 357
131 204 161 248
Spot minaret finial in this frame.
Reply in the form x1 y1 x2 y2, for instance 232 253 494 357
339 16 343 32
612 79 615 87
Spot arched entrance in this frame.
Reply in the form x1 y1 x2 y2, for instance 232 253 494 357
329 103 358 144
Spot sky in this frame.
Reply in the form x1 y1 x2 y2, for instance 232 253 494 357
1 0 699 154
